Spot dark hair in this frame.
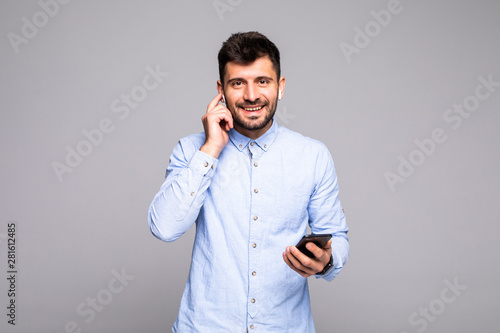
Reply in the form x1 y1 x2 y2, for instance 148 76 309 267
218 31 281 86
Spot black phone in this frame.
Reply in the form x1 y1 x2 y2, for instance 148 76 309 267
295 234 332 258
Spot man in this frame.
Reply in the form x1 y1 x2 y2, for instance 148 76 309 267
148 31 349 332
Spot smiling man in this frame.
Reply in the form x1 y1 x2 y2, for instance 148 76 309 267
148 31 349 332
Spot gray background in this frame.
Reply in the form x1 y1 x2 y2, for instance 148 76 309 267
1 0 499 332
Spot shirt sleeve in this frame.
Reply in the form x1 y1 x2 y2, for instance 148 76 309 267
308 144 349 282
148 137 218 242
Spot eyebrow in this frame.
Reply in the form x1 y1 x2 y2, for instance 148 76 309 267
227 76 275 84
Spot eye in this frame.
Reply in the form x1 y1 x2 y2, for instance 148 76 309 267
259 79 269 85
231 81 243 87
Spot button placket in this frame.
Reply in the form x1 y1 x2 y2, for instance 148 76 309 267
248 236 259 318
248 146 262 319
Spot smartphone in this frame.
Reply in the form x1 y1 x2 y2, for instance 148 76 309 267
295 234 332 258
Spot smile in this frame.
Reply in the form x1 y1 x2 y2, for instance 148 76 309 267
242 106 264 111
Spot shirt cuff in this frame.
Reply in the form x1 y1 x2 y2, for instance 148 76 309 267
315 250 343 282
188 150 218 177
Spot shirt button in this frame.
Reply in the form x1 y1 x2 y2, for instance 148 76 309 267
250 142 255 146
253 216 258 221
251 298 256 303
203 162 208 167
250 325 255 330
254 188 259 193
190 192 195 196
252 243 257 248
254 162 258 167
264 144 267 148
239 144 242 148
252 271 256 276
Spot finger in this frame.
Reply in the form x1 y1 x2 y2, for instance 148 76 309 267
287 247 318 275
214 107 232 131
305 242 326 260
283 251 310 278
212 103 233 127
217 109 234 131
211 106 233 131
324 239 333 256
205 106 229 121
226 111 233 130
290 246 324 273
207 92 223 112
289 247 314 269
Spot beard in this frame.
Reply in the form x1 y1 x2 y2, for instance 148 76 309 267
230 97 278 131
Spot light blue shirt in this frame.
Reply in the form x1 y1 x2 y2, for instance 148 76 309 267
148 120 349 332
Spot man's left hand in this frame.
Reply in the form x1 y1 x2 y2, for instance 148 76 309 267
282 240 332 277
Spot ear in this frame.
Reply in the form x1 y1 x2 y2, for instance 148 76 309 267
278 76 286 99
217 80 223 95
217 80 226 103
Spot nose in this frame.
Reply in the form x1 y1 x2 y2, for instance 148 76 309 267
243 84 258 102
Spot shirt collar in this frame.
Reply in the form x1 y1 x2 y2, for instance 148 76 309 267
229 118 279 152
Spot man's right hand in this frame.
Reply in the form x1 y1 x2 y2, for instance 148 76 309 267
200 92 234 159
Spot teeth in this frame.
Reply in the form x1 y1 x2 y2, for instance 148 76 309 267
244 106 263 111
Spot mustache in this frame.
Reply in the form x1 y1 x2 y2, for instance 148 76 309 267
235 100 268 107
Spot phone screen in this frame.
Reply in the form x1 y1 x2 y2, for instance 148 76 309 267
295 234 332 258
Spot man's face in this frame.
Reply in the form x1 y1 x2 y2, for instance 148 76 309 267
219 56 285 139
